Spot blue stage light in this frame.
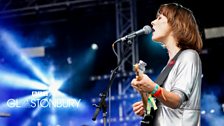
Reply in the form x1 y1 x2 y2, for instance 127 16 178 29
0 30 93 126
49 114 57 125
0 70 48 90
91 43 98 50
0 30 50 84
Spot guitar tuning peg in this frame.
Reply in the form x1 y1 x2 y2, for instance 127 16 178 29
136 60 147 72
139 60 147 66
139 60 147 65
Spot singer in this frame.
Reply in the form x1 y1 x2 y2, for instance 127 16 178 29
131 3 202 126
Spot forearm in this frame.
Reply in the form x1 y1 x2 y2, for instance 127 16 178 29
154 87 181 109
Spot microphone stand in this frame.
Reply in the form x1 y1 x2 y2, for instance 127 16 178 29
92 39 133 126
92 67 118 126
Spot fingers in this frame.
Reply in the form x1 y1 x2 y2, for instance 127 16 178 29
135 107 144 116
132 101 142 107
132 84 142 92
131 78 137 86
131 79 141 92
131 80 144 92
132 101 144 116
131 75 154 93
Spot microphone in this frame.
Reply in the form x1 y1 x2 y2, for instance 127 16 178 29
116 25 152 42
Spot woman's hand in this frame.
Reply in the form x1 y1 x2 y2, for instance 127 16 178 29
132 101 144 117
131 74 155 93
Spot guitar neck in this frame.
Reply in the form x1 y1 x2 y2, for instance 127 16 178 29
134 63 148 111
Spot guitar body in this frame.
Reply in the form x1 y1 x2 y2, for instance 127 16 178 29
140 108 156 126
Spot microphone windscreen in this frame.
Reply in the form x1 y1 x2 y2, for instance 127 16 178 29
143 25 152 34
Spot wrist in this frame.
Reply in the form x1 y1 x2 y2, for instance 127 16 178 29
151 83 159 95
153 87 162 97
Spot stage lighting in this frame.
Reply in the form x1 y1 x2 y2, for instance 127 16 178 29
210 109 215 114
0 70 48 90
91 43 98 50
201 110 206 115
48 83 60 94
67 57 72 64
0 30 50 84
49 114 57 125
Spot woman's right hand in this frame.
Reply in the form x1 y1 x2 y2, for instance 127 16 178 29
132 101 145 117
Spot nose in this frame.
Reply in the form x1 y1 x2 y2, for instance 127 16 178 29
151 19 156 26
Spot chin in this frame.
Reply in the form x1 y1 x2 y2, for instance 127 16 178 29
152 35 164 43
152 36 160 42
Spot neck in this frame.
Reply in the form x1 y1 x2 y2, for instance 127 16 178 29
164 39 181 61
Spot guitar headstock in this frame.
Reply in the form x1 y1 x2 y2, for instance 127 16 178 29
133 60 147 81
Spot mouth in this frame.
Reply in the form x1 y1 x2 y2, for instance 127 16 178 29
152 27 155 32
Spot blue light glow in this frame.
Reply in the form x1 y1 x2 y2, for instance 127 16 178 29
91 43 98 50
0 70 48 90
0 30 50 84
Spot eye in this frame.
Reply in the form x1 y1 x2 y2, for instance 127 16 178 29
157 16 162 20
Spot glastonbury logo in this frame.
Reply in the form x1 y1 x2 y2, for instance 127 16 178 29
7 91 82 108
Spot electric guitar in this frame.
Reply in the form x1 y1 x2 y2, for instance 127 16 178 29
133 60 156 126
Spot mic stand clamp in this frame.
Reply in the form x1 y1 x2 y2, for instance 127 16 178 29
127 39 133 45
92 93 107 126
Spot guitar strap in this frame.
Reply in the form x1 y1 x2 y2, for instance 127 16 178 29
155 50 182 85
141 50 182 126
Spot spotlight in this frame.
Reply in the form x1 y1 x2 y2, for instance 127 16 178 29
48 83 60 94
91 43 98 50
49 65 55 72
210 109 215 114
126 116 130 121
201 110 206 115
67 57 72 64
91 98 96 103
90 76 95 81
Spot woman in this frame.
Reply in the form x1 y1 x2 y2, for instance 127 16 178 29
131 3 203 126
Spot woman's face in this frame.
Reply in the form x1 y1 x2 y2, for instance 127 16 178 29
151 14 172 43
